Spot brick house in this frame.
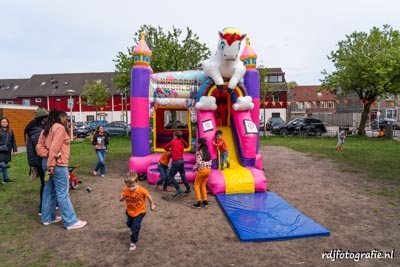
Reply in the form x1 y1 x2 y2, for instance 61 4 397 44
259 67 288 124
0 72 128 123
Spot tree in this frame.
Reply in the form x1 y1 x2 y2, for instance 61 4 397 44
286 81 298 92
113 25 211 92
81 81 111 121
321 25 400 135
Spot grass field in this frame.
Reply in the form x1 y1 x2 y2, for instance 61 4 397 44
0 135 399 266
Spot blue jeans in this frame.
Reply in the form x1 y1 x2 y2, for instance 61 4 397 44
220 151 229 169
41 158 78 227
156 163 169 189
0 161 9 180
168 159 190 191
126 212 146 244
93 150 106 176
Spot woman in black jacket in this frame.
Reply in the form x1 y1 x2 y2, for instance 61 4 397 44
24 109 48 214
0 117 18 184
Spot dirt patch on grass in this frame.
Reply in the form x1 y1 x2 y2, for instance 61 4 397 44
30 146 399 266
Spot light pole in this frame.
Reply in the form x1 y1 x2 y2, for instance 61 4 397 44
66 89 76 141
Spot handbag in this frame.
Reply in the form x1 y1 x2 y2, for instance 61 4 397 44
0 133 8 152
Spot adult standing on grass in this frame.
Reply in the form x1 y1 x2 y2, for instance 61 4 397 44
0 117 18 185
24 109 49 215
91 125 109 177
36 109 87 229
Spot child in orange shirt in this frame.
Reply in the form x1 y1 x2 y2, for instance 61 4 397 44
213 130 230 170
120 172 155 251
155 148 171 191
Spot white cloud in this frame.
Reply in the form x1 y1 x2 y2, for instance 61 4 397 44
195 96 217 110
232 96 254 111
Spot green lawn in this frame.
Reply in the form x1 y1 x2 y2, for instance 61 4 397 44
0 135 399 266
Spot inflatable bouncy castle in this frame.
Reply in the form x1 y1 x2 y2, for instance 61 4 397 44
128 28 267 195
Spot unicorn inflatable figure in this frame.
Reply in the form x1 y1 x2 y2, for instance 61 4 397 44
202 27 247 93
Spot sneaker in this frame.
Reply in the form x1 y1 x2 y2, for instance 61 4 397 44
184 189 191 194
100 174 105 178
0 182 3 186
192 202 202 209
201 200 209 207
93 171 97 176
42 216 62 225
66 220 87 230
3 179 14 183
173 188 182 197
129 243 137 251
38 213 42 216
226 162 230 168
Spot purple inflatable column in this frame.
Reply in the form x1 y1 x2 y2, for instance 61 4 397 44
130 67 151 156
130 32 153 157
240 37 260 127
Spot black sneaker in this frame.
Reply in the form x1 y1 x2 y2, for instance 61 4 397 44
4 179 14 183
192 202 202 209
201 200 209 207
184 189 191 194
226 162 230 168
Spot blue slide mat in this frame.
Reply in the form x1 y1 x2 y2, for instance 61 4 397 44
216 192 330 242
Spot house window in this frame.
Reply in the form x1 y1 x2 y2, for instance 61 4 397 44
35 98 42 103
55 98 61 102
298 102 304 109
265 75 283 83
321 101 334 108
87 115 95 122
6 101 14 104
272 93 280 102
317 92 322 97
386 109 397 119
22 99 30 106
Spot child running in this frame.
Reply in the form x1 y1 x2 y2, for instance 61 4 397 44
192 138 212 208
155 148 171 192
120 172 155 251
336 127 348 150
164 131 190 197
213 130 230 170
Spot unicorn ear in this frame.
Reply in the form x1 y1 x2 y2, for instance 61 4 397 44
240 33 247 41
218 31 224 39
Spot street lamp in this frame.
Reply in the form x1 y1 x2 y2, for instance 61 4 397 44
66 89 76 141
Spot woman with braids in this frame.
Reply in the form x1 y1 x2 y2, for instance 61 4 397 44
36 109 87 230
24 109 49 215
191 138 212 208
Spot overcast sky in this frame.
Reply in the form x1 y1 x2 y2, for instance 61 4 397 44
1 0 399 85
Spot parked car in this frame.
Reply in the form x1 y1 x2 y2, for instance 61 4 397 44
75 121 90 130
371 118 399 130
271 117 327 136
103 122 131 136
73 127 90 138
89 120 109 131
265 117 285 131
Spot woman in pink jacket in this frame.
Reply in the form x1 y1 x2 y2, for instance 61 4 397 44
37 109 86 230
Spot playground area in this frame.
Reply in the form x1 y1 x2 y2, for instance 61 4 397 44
26 146 399 266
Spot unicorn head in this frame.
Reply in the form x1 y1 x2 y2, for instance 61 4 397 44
218 28 247 62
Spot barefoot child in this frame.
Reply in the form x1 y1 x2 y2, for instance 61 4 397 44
120 172 155 251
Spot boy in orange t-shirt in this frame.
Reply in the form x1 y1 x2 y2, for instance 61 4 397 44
155 149 171 191
120 172 155 251
213 130 230 170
